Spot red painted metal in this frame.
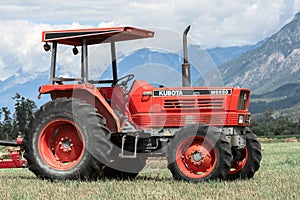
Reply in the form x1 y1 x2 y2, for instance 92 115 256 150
38 84 121 132
0 150 27 168
0 138 27 168
42 26 154 46
38 80 251 132
38 119 84 170
127 80 250 128
175 135 217 179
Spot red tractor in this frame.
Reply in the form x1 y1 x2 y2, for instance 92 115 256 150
2 26 262 182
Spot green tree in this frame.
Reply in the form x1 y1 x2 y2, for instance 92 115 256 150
0 107 12 140
12 93 37 138
263 107 275 122
251 109 300 136
0 94 37 140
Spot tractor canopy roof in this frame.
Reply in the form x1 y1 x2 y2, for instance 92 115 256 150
42 26 155 46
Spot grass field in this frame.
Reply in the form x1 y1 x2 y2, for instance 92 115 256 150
0 142 299 200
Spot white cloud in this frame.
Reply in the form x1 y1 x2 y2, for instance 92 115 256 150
0 0 300 47
0 1 299 47
0 0 299 81
0 21 90 81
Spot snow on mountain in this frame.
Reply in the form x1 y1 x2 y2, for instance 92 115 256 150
220 13 300 94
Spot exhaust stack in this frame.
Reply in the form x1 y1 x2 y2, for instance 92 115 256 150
182 25 191 87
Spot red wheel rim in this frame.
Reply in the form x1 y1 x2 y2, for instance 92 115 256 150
176 135 217 179
228 148 248 174
38 119 85 170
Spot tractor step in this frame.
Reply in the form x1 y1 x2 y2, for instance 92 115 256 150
119 135 138 158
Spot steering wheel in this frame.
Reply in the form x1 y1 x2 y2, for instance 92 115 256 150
112 74 135 90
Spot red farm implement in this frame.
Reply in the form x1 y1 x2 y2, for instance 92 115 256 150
0 138 27 168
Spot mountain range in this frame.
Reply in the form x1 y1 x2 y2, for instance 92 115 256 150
219 12 300 119
0 13 299 120
220 13 300 94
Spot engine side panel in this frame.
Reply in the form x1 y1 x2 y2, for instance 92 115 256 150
128 81 251 128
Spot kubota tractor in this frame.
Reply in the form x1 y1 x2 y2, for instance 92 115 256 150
13 26 262 182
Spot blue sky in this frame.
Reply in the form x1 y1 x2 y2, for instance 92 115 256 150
0 0 299 47
0 0 299 81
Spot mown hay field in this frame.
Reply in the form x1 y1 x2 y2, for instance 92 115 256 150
0 142 299 200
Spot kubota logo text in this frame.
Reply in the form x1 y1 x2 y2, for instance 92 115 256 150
157 90 183 96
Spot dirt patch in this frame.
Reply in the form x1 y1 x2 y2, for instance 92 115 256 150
282 137 298 143
258 138 277 143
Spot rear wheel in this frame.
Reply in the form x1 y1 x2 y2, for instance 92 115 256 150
23 98 112 180
167 124 232 182
226 129 262 180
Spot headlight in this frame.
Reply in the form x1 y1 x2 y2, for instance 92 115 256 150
238 115 244 124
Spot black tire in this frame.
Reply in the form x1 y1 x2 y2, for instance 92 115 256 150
23 98 112 180
226 128 262 180
167 124 232 182
103 156 147 179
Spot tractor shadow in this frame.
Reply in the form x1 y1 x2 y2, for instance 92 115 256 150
101 174 174 183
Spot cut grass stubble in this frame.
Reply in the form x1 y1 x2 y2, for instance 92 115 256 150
0 142 299 200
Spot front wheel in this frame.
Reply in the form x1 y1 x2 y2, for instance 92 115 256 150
226 129 262 180
167 124 232 182
23 98 112 180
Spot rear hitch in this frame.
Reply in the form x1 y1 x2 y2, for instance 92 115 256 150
0 137 22 147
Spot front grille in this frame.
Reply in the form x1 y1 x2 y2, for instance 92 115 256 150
238 91 249 110
164 99 195 109
164 98 224 110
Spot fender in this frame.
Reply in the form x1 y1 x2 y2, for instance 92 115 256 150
38 84 120 133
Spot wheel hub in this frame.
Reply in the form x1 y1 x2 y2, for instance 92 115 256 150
192 151 203 162
184 144 205 166
59 137 73 152
187 150 204 166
